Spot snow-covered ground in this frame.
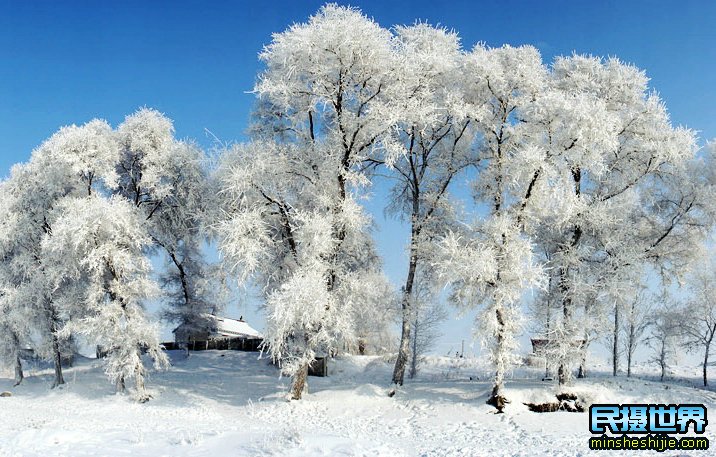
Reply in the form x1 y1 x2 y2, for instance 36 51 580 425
1 352 714 456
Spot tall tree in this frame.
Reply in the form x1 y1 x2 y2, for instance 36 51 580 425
42 195 169 401
0 120 119 387
434 44 549 410
115 109 221 337
532 55 709 385
229 5 396 399
647 303 682 382
215 140 388 399
380 23 476 388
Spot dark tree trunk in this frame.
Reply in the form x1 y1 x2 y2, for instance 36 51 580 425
10 331 23 386
46 302 65 388
558 167 582 386
409 311 419 379
557 269 575 385
704 351 709 387
51 333 64 388
558 291 572 386
14 353 23 387
612 304 619 377
627 321 635 378
558 364 568 385
358 338 366 355
392 309 412 386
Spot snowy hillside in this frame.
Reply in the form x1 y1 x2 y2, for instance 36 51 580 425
1 351 714 456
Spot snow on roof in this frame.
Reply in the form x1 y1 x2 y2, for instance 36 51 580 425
207 314 262 339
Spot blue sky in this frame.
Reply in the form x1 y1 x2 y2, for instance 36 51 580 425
1 0 715 359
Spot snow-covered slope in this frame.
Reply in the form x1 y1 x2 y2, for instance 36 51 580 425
1 352 714 456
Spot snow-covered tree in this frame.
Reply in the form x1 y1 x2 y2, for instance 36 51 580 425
682 257 716 386
0 120 118 387
346 270 398 356
0 113 183 398
528 55 710 385
647 303 683 382
623 289 653 378
114 108 223 337
215 139 387 399
219 5 396 399
433 44 548 410
42 195 168 401
408 269 448 379
379 23 476 387
598 280 645 378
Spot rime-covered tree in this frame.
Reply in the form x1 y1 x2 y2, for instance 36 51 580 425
0 120 119 387
647 304 683 382
347 271 398 356
434 44 548 410
380 23 476 387
0 113 181 397
529 55 710 385
115 108 221 335
215 139 389 399
682 257 716 386
623 289 653 378
408 269 448 379
225 5 396 399
42 195 168 401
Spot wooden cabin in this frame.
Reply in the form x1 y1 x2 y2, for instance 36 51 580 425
171 314 263 352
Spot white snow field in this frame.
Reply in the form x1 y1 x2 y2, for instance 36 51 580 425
1 351 714 456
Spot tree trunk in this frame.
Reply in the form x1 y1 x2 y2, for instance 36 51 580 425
14 353 24 387
51 334 65 388
291 362 309 400
117 375 126 393
577 350 586 378
627 322 635 378
558 364 568 385
10 331 23 386
577 332 588 378
558 168 581 386
392 224 419 387
392 312 411 386
612 304 619 376
703 352 708 387
557 269 574 385
486 307 509 413
136 364 150 403
558 293 572 385
409 311 419 379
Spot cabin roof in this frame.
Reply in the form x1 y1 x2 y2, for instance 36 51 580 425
212 315 262 339
173 314 262 339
